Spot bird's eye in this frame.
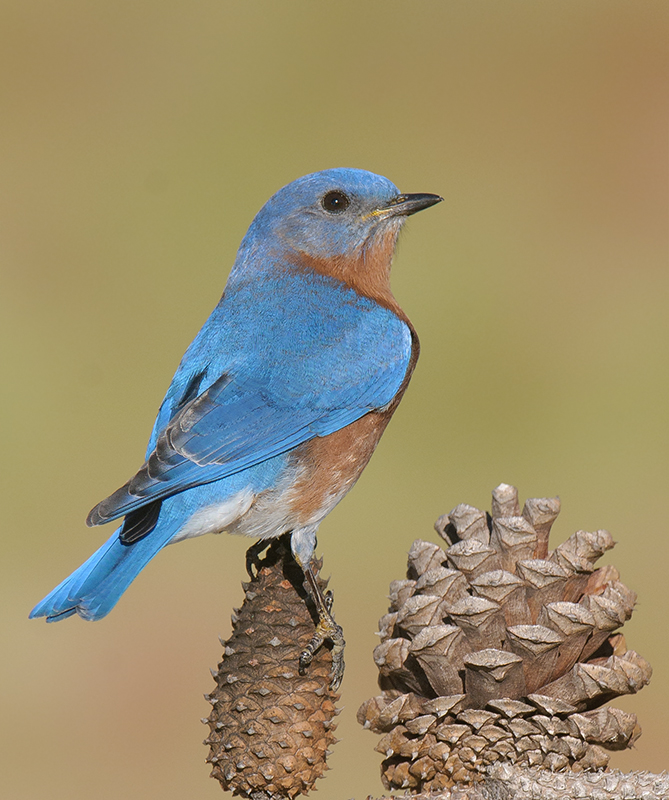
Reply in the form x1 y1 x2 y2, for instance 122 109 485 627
321 190 350 214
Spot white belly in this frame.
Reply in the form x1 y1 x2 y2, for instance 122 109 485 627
169 462 311 544
170 489 255 543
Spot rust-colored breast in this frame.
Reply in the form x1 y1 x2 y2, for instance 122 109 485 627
287 410 394 525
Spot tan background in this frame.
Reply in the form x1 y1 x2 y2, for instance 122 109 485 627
2 2 667 797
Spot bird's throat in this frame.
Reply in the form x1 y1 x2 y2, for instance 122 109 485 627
291 224 407 321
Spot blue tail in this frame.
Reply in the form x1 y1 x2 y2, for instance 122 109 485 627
29 525 175 622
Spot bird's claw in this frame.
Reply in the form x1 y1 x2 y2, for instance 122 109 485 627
295 555 345 689
245 540 271 580
299 615 345 690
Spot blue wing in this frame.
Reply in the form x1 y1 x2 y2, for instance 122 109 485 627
88 268 414 526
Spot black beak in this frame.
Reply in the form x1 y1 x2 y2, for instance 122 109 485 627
379 192 443 217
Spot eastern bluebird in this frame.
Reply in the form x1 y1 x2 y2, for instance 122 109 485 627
30 168 442 686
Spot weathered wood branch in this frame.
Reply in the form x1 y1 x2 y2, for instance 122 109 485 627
402 763 669 799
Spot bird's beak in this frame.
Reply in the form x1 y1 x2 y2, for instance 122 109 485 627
373 193 443 219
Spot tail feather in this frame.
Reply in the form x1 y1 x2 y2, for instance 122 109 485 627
30 525 174 622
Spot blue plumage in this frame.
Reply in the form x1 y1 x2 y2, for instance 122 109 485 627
30 168 441 625
93 271 412 522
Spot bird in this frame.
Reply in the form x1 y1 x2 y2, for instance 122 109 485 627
30 168 442 687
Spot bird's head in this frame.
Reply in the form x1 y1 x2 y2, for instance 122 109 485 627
236 168 442 310
252 168 441 258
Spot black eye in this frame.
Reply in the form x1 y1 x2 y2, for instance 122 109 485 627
321 190 350 214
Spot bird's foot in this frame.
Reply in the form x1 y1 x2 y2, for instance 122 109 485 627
245 539 272 580
299 611 346 691
292 550 346 689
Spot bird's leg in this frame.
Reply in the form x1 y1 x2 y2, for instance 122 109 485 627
245 536 345 686
297 557 346 691
245 539 273 579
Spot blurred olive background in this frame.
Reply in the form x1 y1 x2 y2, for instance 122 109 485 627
2 2 668 797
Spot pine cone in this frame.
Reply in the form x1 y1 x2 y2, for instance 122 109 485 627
205 536 340 798
358 484 651 792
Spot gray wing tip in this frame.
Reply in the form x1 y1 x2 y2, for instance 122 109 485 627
86 506 102 527
87 470 142 527
86 480 146 527
87 489 125 526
